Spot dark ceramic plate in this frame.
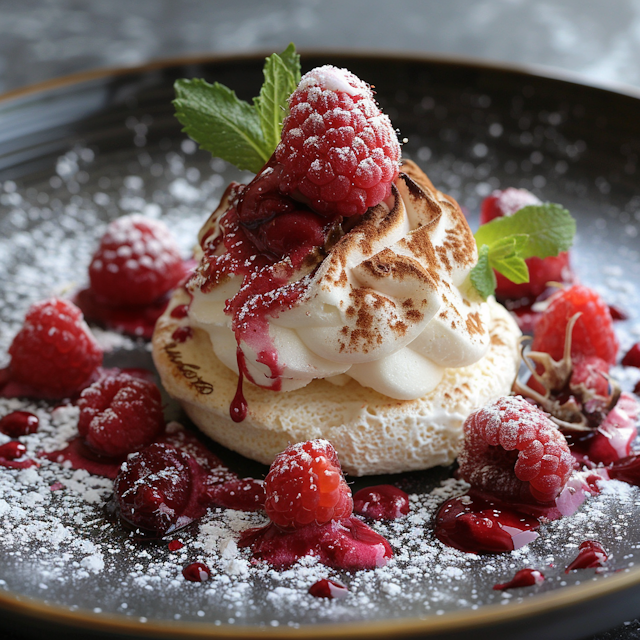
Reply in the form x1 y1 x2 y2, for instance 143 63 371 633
1 54 640 640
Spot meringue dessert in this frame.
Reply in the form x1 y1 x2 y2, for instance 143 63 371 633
153 163 521 475
152 61 522 475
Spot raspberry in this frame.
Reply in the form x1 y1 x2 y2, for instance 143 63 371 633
569 356 611 400
89 214 184 306
275 65 400 217
495 254 571 301
264 439 353 530
77 372 165 458
531 286 618 365
115 443 195 535
479 188 542 224
622 343 640 368
480 189 572 300
458 396 574 504
8 298 102 398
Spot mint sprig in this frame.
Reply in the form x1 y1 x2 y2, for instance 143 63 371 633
173 43 300 174
470 203 576 299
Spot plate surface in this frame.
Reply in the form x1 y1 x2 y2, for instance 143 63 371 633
0 54 640 640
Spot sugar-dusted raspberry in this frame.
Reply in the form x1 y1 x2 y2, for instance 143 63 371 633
480 189 572 300
480 188 542 224
89 214 184 306
458 396 574 504
275 65 400 217
8 298 102 398
622 343 640 368
77 372 164 458
531 286 618 365
568 355 611 399
115 443 194 535
264 439 353 530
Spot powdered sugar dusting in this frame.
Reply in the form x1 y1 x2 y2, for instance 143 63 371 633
1 390 640 626
1 70 640 629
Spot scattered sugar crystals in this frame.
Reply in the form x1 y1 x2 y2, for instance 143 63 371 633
2 388 640 626
1 96 640 627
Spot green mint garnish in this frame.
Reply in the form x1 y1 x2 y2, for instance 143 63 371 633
173 43 300 174
470 203 576 299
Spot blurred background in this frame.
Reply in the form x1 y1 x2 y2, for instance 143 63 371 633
2 0 640 94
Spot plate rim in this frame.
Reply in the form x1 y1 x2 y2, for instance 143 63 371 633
1 51 639 639
2 48 640 105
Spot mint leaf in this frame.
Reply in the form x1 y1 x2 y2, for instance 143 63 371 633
173 44 302 174
491 253 529 284
254 48 299 153
487 236 529 284
469 245 496 300
278 43 301 84
469 202 576 299
474 203 575 260
173 78 270 173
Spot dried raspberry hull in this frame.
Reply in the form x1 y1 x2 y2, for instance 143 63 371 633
8 298 102 398
77 372 165 458
531 286 618 365
458 396 574 504
264 439 353 530
89 214 184 306
275 65 400 218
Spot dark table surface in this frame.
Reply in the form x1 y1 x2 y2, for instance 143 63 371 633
2 1 640 638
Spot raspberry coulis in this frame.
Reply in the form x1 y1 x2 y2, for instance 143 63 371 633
168 540 184 551
194 175 332 423
238 517 392 571
434 489 544 554
565 540 608 572
0 441 36 469
353 485 410 520
308 578 349 599
0 411 39 437
493 568 544 590
182 562 211 582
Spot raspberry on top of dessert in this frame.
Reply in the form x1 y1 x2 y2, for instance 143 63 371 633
184 64 492 403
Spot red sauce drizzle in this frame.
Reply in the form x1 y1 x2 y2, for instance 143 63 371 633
493 568 544 590
565 540 608 572
607 454 640 485
170 304 189 319
309 578 349 599
238 517 392 571
0 441 38 469
171 326 193 343
182 562 211 582
353 485 410 520
230 351 248 423
192 169 333 421
0 411 39 437
434 490 549 554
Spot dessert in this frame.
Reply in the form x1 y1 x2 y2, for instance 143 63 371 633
153 60 525 475
1 47 640 630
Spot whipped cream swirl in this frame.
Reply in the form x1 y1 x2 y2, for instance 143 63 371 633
187 161 490 400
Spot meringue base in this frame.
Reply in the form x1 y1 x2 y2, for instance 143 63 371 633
152 292 521 476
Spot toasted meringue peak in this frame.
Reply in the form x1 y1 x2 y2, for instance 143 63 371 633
187 160 490 400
